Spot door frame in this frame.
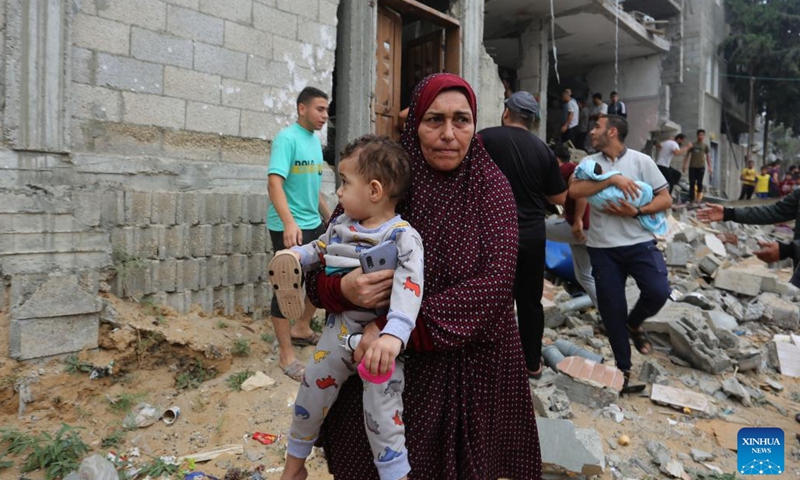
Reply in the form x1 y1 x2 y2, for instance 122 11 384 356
380 0 461 75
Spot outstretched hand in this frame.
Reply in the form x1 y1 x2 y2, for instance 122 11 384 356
696 203 724 223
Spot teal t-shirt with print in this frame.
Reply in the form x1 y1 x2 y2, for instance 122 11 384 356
267 123 324 231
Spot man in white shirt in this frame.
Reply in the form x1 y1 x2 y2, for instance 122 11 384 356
560 89 580 146
655 133 691 193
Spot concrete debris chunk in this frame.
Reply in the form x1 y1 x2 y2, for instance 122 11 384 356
665 242 690 267
666 315 732 374
759 293 800 329
537 418 604 477
773 340 800 377
763 378 784 392
690 448 714 463
714 268 762 297
698 255 723 276
704 234 727 257
760 277 800 298
531 384 573 420
721 377 752 407
678 292 715 310
650 384 709 414
638 358 668 384
240 371 276 391
661 459 686 479
673 227 699 244
645 439 671 466
704 310 738 331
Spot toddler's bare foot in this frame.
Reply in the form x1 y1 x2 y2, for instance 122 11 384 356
280 466 307 480
281 455 308 480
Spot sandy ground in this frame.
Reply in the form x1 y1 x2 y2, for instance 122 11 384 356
1 293 799 479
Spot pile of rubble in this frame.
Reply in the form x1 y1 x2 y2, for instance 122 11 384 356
534 208 800 478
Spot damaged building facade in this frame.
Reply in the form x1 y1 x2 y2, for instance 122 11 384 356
0 0 504 360
484 0 750 198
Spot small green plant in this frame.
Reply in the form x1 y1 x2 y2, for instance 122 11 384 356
216 320 229 329
0 424 90 480
175 359 217 391
226 370 254 391
0 454 12 469
64 354 93 375
139 457 180 478
260 332 275 343
232 339 251 357
101 428 126 448
107 393 147 413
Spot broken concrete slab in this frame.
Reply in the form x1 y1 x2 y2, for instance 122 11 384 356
698 255 723 276
714 268 762 297
665 242 690 267
638 358 668 384
760 277 800 298
773 340 800 377
759 293 800 329
661 459 686 479
704 234 727 257
678 292 715 310
704 310 738 331
537 418 604 477
555 374 620 409
667 315 732 374
12 275 102 320
531 384 573 420
690 448 714 463
721 377 751 407
673 227 699 244
650 384 709 414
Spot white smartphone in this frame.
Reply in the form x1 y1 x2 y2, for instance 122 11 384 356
359 241 398 273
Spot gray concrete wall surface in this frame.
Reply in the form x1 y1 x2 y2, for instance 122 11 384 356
0 0 340 360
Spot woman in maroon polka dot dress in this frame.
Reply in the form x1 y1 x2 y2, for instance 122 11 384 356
306 74 542 479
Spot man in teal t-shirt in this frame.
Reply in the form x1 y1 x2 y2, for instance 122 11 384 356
267 86 332 381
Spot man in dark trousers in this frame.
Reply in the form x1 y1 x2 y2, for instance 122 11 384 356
479 91 567 378
698 193 800 288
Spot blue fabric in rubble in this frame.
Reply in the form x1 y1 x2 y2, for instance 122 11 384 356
575 159 667 235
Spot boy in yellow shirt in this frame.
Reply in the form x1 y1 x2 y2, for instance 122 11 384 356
739 159 756 200
755 165 771 199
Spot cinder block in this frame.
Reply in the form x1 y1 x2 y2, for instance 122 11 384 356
760 293 800 329
97 53 163 94
166 291 190 314
214 285 235 316
204 194 228 225
97 0 167 30
122 92 186 130
89 122 165 157
248 195 267 223
297 19 335 48
276 0 317 21
208 255 228 288
194 43 247 79
224 21 271 57
164 66 222 104
229 254 248 285
186 101 241 136
235 284 254 313
192 287 214 312
251 225 266 254
10 314 99 360
118 259 155 298
240 110 283 139
181 258 201 291
72 47 93 85
222 78 268 111
72 83 121 122
253 3 297 39
167 5 224 45
714 268 762 296
254 281 270 309
0 232 108 255
151 193 177 225
0 252 108 276
212 224 233 255
72 13 130 55
101 191 126 226
164 130 222 162
196 257 208 289
177 193 206 226
189 225 212 257
72 191 103 228
165 225 189 258
200 0 253 23
131 27 194 69
221 136 270 164
247 57 292 88
249 252 267 283
134 226 166 259
318 0 338 26
111 227 135 254
232 224 252 254
273 36 315 70
227 195 245 224
159 258 178 292
554 373 620 409
0 213 73 234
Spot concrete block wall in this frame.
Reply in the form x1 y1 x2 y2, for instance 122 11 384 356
105 190 274 317
70 0 339 166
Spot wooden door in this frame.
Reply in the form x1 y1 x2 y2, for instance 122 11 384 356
405 30 445 93
375 6 403 139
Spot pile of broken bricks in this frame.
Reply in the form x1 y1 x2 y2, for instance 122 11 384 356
534 210 800 478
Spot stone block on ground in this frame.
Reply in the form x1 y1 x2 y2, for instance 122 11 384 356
667 315 732 374
714 268 762 296
678 292 715 310
698 255 723 276
639 358 668 384
530 384 572 420
665 242 690 267
10 314 100 360
721 377 751 407
704 310 738 332
13 275 102 320
555 357 623 408
650 384 709 414
704 234 727 257
536 418 604 477
760 277 800 298
773 340 800 377
673 227 699 243
759 293 800 329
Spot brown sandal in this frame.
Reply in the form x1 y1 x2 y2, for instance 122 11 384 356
628 326 653 355
269 251 305 319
